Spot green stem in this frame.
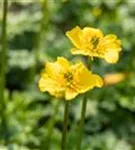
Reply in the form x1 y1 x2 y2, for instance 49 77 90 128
76 94 88 150
44 100 59 150
61 101 69 150
30 0 49 85
34 0 49 66
0 0 9 144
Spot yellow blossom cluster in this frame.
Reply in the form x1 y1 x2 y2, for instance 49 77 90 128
38 26 122 100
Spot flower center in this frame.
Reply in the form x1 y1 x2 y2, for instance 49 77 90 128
64 72 73 86
90 36 100 49
64 72 73 81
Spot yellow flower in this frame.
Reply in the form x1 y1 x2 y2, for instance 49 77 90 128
66 26 121 63
104 73 127 86
38 57 103 100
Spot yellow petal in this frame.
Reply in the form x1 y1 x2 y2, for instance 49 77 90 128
82 27 103 38
72 63 103 93
103 34 122 51
45 57 70 79
104 34 117 40
66 26 82 49
38 76 56 92
104 50 119 63
71 48 102 58
38 76 64 97
78 74 103 93
57 57 70 71
91 74 104 88
65 88 78 100
45 62 62 78
71 48 89 56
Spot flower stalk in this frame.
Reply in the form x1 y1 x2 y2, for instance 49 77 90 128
0 0 9 143
76 58 90 150
76 94 88 150
34 0 49 67
61 101 69 150
44 100 59 150
30 0 49 83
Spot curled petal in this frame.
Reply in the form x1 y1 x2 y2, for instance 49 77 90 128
66 26 82 49
38 76 64 97
104 50 119 64
91 74 104 87
71 48 89 56
45 57 70 79
103 34 122 51
72 62 103 93
65 88 78 100
57 57 70 71
71 48 103 58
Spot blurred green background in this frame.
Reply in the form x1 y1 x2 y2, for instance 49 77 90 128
0 0 135 150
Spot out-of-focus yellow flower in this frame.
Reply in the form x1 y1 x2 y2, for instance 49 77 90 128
66 26 121 63
92 7 102 17
104 73 126 85
38 57 103 100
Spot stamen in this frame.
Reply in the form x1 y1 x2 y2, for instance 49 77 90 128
90 36 99 49
64 72 73 83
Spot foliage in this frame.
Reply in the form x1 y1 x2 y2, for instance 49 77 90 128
0 0 135 149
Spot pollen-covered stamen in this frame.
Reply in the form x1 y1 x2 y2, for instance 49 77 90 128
64 72 73 82
90 36 100 49
64 72 73 86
